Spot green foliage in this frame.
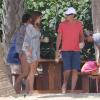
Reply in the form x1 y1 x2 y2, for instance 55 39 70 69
0 0 93 59
25 0 93 59
0 0 2 8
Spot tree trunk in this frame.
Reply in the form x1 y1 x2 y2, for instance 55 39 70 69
0 43 16 96
2 0 25 57
92 0 100 33
0 0 25 96
91 0 100 62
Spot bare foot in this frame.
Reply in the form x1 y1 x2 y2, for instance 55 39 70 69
28 90 34 95
62 84 66 94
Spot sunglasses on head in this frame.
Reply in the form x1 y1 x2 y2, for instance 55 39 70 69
66 14 75 16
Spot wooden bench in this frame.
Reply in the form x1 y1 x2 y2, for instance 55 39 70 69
34 59 90 93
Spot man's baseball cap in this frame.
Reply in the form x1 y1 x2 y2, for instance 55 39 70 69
65 7 77 15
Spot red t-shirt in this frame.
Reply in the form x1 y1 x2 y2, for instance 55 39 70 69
58 20 83 51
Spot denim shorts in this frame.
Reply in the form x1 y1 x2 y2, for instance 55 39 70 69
62 51 80 71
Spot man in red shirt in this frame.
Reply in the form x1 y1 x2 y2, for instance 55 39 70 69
56 7 84 93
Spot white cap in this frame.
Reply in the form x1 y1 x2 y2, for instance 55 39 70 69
65 7 76 15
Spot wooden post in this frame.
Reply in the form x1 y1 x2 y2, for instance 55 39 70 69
82 75 89 93
48 61 62 90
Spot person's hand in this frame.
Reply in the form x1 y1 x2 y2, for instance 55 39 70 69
26 48 32 57
55 50 61 63
58 49 61 53
79 42 85 49
97 63 100 67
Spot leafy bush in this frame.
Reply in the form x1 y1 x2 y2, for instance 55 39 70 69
0 0 94 60
25 0 94 60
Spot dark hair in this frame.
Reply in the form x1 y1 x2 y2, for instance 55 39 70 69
22 13 31 23
31 11 42 25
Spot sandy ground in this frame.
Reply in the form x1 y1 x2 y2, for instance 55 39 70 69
0 93 100 100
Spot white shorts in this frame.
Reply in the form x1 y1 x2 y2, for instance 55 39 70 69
10 64 21 74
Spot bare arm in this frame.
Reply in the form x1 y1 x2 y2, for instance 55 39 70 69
56 32 62 51
95 45 100 65
97 45 100 66
80 31 84 42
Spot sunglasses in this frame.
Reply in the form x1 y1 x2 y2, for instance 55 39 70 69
65 14 75 16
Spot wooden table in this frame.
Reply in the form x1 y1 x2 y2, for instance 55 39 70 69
34 59 90 93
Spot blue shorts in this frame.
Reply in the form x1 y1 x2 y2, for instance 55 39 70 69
62 51 80 71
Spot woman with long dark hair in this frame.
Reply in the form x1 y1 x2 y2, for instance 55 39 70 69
22 11 42 94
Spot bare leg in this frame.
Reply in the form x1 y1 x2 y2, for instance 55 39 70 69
25 79 29 93
62 70 71 93
71 69 78 92
14 74 21 93
14 54 29 93
27 61 38 94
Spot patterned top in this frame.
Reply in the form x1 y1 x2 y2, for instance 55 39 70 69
7 24 27 64
22 24 41 63
10 24 27 54
16 24 27 54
